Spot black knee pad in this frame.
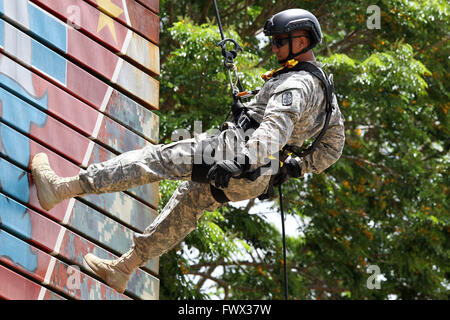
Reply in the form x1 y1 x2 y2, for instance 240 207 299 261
191 136 217 183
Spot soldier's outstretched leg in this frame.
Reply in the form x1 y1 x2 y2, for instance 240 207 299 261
31 138 196 211
84 180 221 293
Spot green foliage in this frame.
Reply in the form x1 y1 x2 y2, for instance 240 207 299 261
157 20 265 142
157 0 449 300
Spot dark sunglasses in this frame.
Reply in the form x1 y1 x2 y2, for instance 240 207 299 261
271 35 310 48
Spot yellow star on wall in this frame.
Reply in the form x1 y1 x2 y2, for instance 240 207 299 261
96 0 124 44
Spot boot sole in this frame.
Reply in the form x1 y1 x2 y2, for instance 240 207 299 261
84 254 128 293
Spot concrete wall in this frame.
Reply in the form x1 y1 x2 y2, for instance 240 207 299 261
0 0 160 300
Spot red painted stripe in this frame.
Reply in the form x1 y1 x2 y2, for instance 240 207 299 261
0 229 131 300
0 192 158 298
83 0 159 45
135 0 159 14
33 0 128 52
36 0 160 76
0 264 65 300
126 0 159 44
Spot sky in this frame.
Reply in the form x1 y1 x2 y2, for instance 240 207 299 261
232 198 305 238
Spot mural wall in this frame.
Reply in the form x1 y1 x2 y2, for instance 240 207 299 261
0 0 160 300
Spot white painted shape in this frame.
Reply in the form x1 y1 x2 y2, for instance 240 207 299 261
42 256 56 285
37 286 47 300
0 0 35 96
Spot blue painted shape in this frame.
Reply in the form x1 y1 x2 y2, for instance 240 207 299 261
0 160 37 273
0 158 29 203
0 1 67 53
0 118 32 168
0 84 48 271
0 193 32 240
28 3 67 53
0 84 48 130
0 0 3 48
0 66 48 279
0 85 48 169
31 40 67 85
0 43 48 279
0 71 49 112
0 229 37 273
0 17 66 85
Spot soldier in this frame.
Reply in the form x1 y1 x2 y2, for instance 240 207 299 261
31 8 345 294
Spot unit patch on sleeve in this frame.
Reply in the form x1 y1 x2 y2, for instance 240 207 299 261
282 92 293 106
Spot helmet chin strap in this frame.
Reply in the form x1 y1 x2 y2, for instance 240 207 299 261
278 35 313 64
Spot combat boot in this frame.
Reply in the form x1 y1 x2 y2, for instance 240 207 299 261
84 249 144 293
31 153 85 211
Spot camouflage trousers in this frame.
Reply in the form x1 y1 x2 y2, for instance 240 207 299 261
78 129 271 262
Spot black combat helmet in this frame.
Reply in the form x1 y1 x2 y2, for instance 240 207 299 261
264 9 322 62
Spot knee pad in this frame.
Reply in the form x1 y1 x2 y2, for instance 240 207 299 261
191 136 217 183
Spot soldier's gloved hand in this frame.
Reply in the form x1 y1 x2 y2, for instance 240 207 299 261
207 157 250 189
273 157 302 187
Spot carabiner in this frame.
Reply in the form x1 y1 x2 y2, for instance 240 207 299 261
217 38 243 68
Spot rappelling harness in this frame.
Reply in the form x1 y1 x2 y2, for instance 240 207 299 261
194 1 335 300
192 52 336 202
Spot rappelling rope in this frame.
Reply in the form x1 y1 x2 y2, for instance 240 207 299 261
212 0 289 300
278 185 289 300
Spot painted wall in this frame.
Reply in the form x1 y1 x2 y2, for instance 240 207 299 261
0 0 160 300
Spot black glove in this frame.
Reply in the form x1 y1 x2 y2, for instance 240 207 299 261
273 157 302 187
207 157 250 189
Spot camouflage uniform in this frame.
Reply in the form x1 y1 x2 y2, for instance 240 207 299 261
78 61 345 262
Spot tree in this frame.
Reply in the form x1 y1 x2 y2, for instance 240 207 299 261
155 0 449 299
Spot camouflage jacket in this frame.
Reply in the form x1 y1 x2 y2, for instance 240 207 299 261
242 61 345 175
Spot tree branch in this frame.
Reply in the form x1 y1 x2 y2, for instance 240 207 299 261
200 0 215 24
189 271 229 290
220 0 242 20
321 29 373 56
189 271 260 298
244 198 256 213
342 155 398 176
190 259 314 274
321 30 357 56
314 0 329 16
418 35 450 55
195 263 219 290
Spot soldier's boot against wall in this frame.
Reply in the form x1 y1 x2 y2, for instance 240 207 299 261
30 126 247 211
83 175 270 293
31 153 85 211
84 248 145 293
30 137 196 211
85 181 222 293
